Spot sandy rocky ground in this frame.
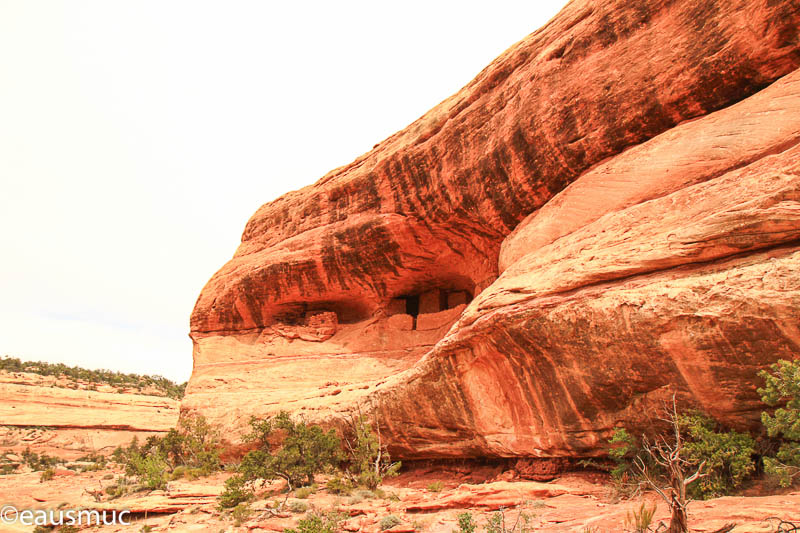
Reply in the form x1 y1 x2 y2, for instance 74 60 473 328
1 462 798 533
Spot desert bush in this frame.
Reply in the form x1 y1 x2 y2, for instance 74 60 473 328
105 476 137 499
679 412 755 499
76 452 107 465
427 481 443 492
342 411 400 489
159 413 221 475
126 452 169 490
379 514 401 531
69 452 107 473
111 437 137 464
759 358 800 487
239 411 341 490
295 484 317 499
609 411 755 500
625 501 656 533
325 474 353 495
284 511 344 533
454 512 477 533
485 509 534 533
218 475 253 509
352 488 385 501
170 465 188 480
602 428 653 498
22 447 63 471
289 499 309 513
1 451 19 475
609 428 638 480
346 488 384 505
114 413 221 490
231 502 253 526
39 467 55 482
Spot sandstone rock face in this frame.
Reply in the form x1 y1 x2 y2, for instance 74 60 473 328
186 0 800 459
0 371 178 458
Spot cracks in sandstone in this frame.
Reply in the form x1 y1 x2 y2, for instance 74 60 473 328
471 238 800 334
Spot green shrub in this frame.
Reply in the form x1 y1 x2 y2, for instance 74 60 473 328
608 428 637 480
237 411 341 491
22 447 64 471
603 428 653 498
289 500 309 513
219 474 254 509
679 412 755 498
359 488 385 499
625 502 656 533
105 476 136 499
231 502 253 526
379 515 401 531
115 413 221 491
426 481 443 492
484 510 535 533
608 412 756 500
284 511 344 533
71 452 107 472
454 512 477 533
127 452 169 490
759 358 800 487
76 452 107 465
295 484 317 499
342 413 400 489
39 467 55 482
162 413 222 474
170 465 188 480
326 474 353 495
346 488 385 505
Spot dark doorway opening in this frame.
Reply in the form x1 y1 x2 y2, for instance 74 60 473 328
403 294 420 329
404 294 420 317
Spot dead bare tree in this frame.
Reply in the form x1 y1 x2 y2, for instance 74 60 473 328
633 395 708 533
766 518 800 532
83 484 104 503
341 404 400 489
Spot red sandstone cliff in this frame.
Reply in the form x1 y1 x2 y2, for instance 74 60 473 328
186 0 800 459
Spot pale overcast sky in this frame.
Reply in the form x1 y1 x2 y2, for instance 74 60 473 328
0 1 569 382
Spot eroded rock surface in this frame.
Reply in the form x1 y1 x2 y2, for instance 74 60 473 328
2 468 797 533
0 371 178 458
186 0 800 458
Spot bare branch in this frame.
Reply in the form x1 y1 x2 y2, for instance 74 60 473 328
684 461 708 485
634 456 670 505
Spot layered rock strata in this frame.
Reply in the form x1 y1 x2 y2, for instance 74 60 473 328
0 371 178 458
186 0 800 458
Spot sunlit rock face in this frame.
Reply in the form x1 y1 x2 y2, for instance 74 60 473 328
185 0 800 459
0 371 179 459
